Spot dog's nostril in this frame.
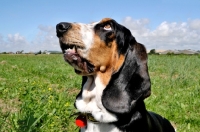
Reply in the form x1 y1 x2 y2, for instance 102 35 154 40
58 23 68 30
56 22 71 34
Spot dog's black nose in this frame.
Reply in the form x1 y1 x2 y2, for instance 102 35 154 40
56 22 71 37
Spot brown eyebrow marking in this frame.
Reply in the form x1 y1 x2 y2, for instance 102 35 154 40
100 18 112 24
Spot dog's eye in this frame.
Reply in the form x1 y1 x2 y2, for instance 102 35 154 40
103 24 112 31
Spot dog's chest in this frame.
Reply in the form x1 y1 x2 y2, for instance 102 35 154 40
81 121 122 132
75 75 118 123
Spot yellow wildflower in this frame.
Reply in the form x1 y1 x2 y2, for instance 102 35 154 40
48 87 52 91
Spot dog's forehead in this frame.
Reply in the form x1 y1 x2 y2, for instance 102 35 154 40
74 18 112 28
100 18 112 23
79 22 98 28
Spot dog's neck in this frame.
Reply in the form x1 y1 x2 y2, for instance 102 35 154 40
75 75 118 123
78 98 149 132
80 122 122 132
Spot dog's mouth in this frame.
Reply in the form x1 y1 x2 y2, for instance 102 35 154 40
61 43 95 74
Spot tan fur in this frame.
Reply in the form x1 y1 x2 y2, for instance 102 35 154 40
100 18 112 23
87 34 125 85
61 24 85 48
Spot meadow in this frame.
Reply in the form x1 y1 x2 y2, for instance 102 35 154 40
0 54 200 132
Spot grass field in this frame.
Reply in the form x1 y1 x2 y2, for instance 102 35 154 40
0 54 200 132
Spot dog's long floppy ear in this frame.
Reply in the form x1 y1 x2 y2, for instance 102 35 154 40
102 24 151 114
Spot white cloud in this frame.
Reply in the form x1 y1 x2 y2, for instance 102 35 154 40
122 17 150 37
189 19 200 30
122 17 200 50
0 33 29 52
30 25 60 52
0 25 60 52
1 17 200 53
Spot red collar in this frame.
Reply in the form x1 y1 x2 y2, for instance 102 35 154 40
74 113 99 127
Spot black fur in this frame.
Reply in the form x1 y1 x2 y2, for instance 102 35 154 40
78 19 175 132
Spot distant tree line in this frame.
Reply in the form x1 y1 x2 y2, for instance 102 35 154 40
148 49 159 55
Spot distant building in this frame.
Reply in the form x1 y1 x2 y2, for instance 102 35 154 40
157 49 198 55
43 50 50 54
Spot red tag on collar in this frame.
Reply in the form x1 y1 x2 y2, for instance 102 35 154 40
75 115 87 127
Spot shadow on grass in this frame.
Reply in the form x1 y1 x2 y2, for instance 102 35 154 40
17 112 46 132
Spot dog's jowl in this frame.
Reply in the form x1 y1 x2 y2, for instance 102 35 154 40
56 18 175 132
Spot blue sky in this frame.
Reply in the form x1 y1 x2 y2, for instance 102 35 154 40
1 0 200 52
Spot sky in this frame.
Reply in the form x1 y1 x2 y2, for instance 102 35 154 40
0 0 200 52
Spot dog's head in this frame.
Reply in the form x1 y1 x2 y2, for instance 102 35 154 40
56 18 134 75
56 18 151 122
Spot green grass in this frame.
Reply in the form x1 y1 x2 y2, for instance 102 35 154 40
146 55 200 131
0 54 200 132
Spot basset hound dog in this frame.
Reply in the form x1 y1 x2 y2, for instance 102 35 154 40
56 18 175 132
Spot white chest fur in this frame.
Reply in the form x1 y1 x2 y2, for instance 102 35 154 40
81 121 121 132
75 75 118 126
